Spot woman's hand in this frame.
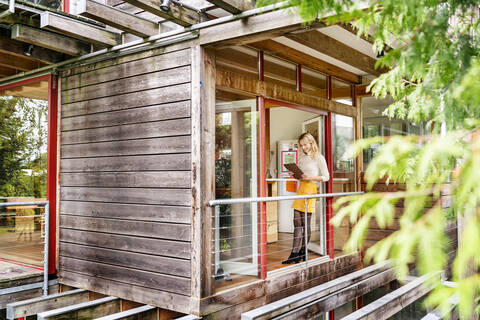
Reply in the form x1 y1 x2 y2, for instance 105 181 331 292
301 174 312 181
301 175 322 182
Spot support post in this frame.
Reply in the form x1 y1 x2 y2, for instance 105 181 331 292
325 112 334 259
258 50 264 81
296 64 302 92
47 74 58 275
43 203 49 296
258 96 267 279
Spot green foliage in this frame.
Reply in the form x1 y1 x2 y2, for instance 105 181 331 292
258 0 480 316
0 96 47 197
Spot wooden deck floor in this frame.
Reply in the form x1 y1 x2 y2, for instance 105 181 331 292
0 260 43 288
216 233 326 291
0 231 44 267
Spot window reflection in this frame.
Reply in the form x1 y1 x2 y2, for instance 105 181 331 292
361 96 428 167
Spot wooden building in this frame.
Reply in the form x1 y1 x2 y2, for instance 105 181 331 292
0 0 456 318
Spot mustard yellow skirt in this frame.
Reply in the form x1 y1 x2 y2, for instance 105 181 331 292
291 181 317 213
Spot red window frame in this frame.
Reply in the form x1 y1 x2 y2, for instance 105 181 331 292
257 96 334 279
0 74 58 274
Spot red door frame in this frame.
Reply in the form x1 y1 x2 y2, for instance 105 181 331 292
257 97 333 279
0 74 58 274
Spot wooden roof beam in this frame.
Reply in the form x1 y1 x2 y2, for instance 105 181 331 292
308 85 370 100
206 0 254 14
216 69 357 117
77 0 159 38
248 39 361 84
0 51 46 71
40 12 121 47
0 28 65 63
11 24 91 56
216 48 327 90
198 6 325 48
121 0 202 27
286 30 387 76
0 65 17 77
338 23 393 52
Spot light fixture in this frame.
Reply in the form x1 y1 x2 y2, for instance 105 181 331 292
25 44 34 56
160 0 171 12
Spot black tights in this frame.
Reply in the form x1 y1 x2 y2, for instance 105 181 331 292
292 209 312 253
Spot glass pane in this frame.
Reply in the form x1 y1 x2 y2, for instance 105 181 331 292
332 78 352 106
26 0 61 9
333 300 355 319
302 66 327 98
332 114 355 256
216 46 258 77
214 99 259 291
0 202 46 266
264 53 297 90
0 92 48 267
361 96 429 168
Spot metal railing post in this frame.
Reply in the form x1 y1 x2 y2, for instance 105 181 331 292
43 203 49 296
304 198 308 265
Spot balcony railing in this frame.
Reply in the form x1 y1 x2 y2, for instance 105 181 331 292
208 191 363 291
0 200 50 296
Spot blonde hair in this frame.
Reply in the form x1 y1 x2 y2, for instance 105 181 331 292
298 132 319 159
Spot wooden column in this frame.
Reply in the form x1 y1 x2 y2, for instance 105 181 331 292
191 46 216 304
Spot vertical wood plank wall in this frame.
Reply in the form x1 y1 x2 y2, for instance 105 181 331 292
58 47 193 313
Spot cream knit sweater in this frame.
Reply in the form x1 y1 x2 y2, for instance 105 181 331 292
297 152 330 182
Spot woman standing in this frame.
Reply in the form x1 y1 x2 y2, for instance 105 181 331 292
282 133 329 264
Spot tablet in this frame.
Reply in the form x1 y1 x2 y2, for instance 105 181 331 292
284 163 304 180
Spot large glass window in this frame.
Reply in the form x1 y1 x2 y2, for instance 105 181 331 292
0 81 48 267
214 99 259 291
332 114 355 256
362 96 428 168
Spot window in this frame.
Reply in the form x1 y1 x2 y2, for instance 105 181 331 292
361 96 428 168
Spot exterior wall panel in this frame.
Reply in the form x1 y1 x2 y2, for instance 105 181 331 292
58 47 193 313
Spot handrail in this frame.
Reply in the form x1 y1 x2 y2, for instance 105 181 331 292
0 200 49 296
0 201 49 207
208 191 363 206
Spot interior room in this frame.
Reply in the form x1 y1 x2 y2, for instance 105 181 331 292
213 43 361 291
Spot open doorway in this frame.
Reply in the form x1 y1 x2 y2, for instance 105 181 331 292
213 96 336 290
262 99 329 274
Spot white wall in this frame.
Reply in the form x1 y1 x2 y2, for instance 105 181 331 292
269 107 318 175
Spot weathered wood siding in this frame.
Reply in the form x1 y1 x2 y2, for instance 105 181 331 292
361 178 455 255
58 47 193 312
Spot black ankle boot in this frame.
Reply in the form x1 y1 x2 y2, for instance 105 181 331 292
298 247 306 262
282 251 300 264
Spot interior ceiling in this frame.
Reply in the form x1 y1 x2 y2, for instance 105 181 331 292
318 25 377 59
0 80 48 100
273 36 367 76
